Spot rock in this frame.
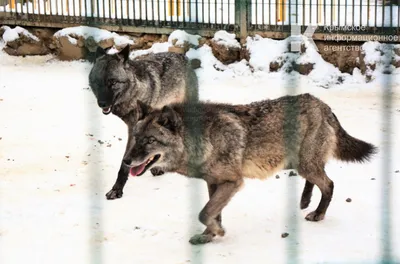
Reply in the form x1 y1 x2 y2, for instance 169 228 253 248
168 46 186 54
275 175 280 179
190 58 201 69
346 198 352 203
54 35 88 61
143 34 160 42
198 37 213 48
281 232 289 238
270 60 283 72
293 62 314 75
2 26 51 56
288 171 298 177
210 41 241 65
316 41 362 74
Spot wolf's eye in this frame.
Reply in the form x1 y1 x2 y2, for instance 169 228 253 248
108 79 117 86
148 136 155 144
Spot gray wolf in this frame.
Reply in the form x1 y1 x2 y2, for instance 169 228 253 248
122 93 377 245
88 45 199 200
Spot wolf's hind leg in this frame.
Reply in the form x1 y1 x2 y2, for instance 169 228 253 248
189 180 243 245
299 169 334 221
300 180 315 209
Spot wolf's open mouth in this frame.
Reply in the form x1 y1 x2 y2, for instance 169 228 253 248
102 107 112 115
130 154 161 177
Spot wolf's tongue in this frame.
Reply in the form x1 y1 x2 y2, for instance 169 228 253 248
130 163 146 177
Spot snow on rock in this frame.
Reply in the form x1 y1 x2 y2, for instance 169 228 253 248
168 30 201 47
360 41 400 83
246 34 346 88
53 26 133 47
130 42 171 59
1 25 40 43
246 35 287 72
212 30 241 49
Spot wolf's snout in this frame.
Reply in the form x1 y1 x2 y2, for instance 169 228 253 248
122 159 132 167
98 101 109 108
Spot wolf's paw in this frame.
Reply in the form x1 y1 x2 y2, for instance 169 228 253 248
305 211 325 221
150 167 165 176
105 188 123 200
189 234 214 245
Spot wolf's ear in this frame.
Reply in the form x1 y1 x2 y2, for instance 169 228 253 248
95 46 107 59
118 44 130 63
158 106 181 133
136 100 152 121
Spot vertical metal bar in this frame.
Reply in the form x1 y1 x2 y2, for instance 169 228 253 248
390 0 394 28
221 0 224 25
145 0 148 24
309 0 311 25
169 0 172 24
331 0 334 25
324 0 326 25
126 0 129 22
345 0 347 26
282 0 285 25
228 0 231 25
83 0 87 18
207 0 210 24
215 0 217 25
352 0 354 26
255 0 258 25
151 0 154 23
188 0 191 22
382 0 385 28
359 0 362 26
38 0 41 15
108 0 111 19
183 0 186 24
338 0 340 25
176 0 179 24
157 0 160 24
296 0 298 24
289 0 291 25
96 0 100 18
139 0 142 21
374 0 377 27
367 0 369 27
303 0 306 25
316 0 319 24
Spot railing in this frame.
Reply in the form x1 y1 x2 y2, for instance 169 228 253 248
0 0 399 40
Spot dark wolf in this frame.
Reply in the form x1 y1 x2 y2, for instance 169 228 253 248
88 45 199 200
122 93 377 244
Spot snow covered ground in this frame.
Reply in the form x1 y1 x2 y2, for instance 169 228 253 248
0 32 400 264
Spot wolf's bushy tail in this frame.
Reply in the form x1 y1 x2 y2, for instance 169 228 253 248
331 113 378 163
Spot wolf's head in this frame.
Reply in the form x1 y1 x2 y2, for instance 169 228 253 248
88 45 131 115
123 101 185 176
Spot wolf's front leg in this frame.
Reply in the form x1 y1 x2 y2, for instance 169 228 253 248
189 180 243 245
105 162 129 200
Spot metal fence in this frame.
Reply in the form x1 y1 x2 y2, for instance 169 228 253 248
0 0 400 40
